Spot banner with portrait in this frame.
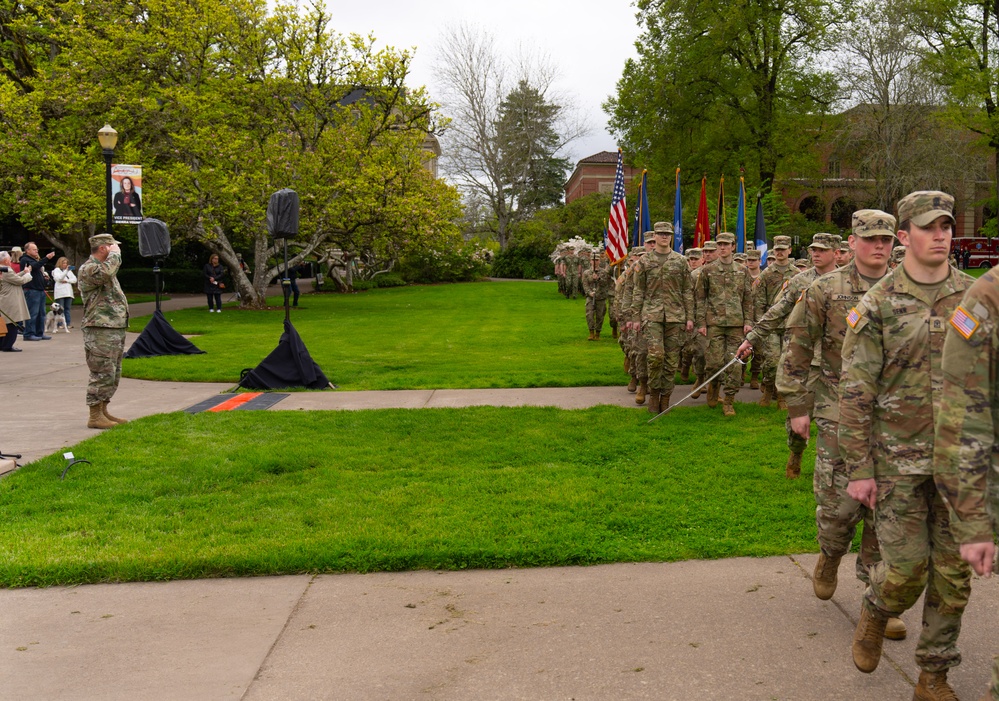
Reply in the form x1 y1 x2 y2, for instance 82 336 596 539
111 164 144 224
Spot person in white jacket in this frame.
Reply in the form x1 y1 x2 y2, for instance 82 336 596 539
52 257 77 327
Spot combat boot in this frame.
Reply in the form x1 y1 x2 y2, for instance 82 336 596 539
706 381 719 408
722 397 736 416
758 384 773 407
812 552 841 600
612 326 619 339
913 670 960 701
624 356 630 374
595 331 601 340
679 361 691 383
636 382 648 405
100 402 128 424
885 617 907 641
852 604 888 673
588 331 595 341
627 376 638 393
647 392 661 415
691 378 705 399
661 392 671 411
777 394 788 411
87 404 116 430
786 452 802 479
750 372 760 390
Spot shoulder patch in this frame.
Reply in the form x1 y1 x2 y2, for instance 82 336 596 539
949 306 980 340
781 280 789 292
847 307 862 329
797 291 804 303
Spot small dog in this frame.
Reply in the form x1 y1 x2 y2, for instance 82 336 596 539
45 302 70 334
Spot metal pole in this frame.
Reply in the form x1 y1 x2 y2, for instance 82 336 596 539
103 149 114 235
282 237 290 322
154 258 162 312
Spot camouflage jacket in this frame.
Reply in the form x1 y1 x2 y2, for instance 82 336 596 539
753 262 797 325
629 249 694 324
618 263 640 323
777 262 885 422
582 266 613 300
838 265 974 481
745 267 821 347
933 269 999 544
695 259 753 328
79 252 129 329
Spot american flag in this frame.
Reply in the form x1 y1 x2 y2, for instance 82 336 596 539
606 150 629 263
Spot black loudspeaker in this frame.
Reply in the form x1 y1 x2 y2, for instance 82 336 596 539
138 218 171 258
267 189 300 239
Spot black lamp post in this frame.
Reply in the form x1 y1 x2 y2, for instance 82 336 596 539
97 124 118 235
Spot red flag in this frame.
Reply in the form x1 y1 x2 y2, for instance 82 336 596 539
694 175 710 248
606 149 629 263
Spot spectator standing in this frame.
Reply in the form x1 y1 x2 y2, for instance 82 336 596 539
0 250 31 352
203 254 225 312
52 257 77 327
964 248 972 270
9 246 22 272
20 241 55 341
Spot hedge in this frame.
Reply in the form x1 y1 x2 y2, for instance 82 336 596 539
117 268 204 294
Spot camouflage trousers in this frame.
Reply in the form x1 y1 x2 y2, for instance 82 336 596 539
606 294 618 332
84 327 125 407
585 297 606 334
992 655 999 700
705 326 743 397
814 418 879 583
643 321 684 394
864 475 972 673
757 330 784 390
565 273 580 299
629 327 649 382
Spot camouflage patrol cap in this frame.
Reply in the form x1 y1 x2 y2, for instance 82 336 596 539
687 249 703 259
747 249 762 260
716 232 736 244
643 230 656 242
773 235 792 250
838 241 852 252
897 191 955 227
89 233 121 247
734 253 747 263
795 258 810 267
702 240 718 251
653 221 673 234
890 245 907 264
809 233 835 249
745 242 755 251
828 234 843 247
852 209 897 237
629 246 645 256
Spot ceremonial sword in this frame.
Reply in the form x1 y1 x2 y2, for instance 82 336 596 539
647 351 752 424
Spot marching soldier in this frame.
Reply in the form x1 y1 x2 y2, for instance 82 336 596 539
695 231 753 416
840 191 974 699
835 239 854 267
628 221 695 413
690 240 718 397
679 249 703 382
582 250 612 340
620 236 657 401
751 235 797 406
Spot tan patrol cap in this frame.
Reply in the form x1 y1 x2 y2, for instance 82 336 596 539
897 191 955 227
772 235 792 250
852 209 897 237
89 233 121 247
716 232 736 244
890 245 907 263
653 221 673 234
686 248 703 258
734 253 747 262
747 249 762 259
838 241 852 252
809 233 835 249
702 240 718 251
643 230 656 242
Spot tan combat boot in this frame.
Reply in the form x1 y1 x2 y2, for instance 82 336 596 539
587 331 595 341
691 378 704 399
777 394 788 411
722 397 736 416
885 617 907 641
635 382 648 405
706 381 719 408
88 404 116 430
852 604 888 673
101 401 128 424
750 372 760 390
647 392 661 415
612 326 618 339
812 552 842 600
679 362 691 383
661 392 671 410
595 331 601 340
786 452 802 479
913 670 960 701
627 376 638 393
758 384 773 407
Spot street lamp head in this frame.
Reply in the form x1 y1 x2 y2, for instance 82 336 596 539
97 124 118 151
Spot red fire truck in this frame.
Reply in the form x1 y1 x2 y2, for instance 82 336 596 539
952 237 999 268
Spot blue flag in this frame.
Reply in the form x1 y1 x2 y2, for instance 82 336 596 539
632 170 651 248
673 168 683 253
735 177 746 253
753 195 768 268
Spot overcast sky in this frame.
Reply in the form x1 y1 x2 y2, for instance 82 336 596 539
326 0 642 165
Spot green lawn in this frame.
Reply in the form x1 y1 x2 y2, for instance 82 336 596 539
0 405 821 587
123 282 626 389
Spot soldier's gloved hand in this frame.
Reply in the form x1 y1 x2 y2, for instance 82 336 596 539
736 340 753 359
959 542 996 577
847 478 877 510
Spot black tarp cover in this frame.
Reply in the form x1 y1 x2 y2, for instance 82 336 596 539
237 319 330 390
124 309 205 358
266 188 300 239
138 218 171 258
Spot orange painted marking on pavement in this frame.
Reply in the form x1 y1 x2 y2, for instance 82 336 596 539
207 393 263 412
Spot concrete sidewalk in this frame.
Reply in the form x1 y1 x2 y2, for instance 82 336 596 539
1 291 995 700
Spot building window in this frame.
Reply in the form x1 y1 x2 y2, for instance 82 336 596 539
598 181 614 194
827 158 841 179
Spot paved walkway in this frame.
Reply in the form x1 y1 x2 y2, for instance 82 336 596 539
1 290 995 700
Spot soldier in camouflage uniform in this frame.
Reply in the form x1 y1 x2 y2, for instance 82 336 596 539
695 232 753 416
750 235 797 406
566 245 585 299
840 192 974 700
745 249 764 388
777 211 906 641
628 221 694 413
582 251 612 340
619 238 655 400
739 233 840 477
836 239 854 267
890 244 907 269
689 241 717 397
602 248 619 340
679 248 703 382
78 233 130 430
934 267 999 701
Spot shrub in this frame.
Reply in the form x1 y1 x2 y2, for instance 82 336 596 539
117 268 204 294
374 273 406 288
491 242 555 279
351 279 376 291
397 241 491 283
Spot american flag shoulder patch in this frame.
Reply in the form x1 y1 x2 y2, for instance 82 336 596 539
949 305 980 340
846 307 862 328
781 280 789 291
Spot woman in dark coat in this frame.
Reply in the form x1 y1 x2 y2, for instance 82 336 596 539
203 254 225 312
112 176 142 218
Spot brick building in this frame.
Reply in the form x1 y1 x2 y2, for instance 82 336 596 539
564 151 641 203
